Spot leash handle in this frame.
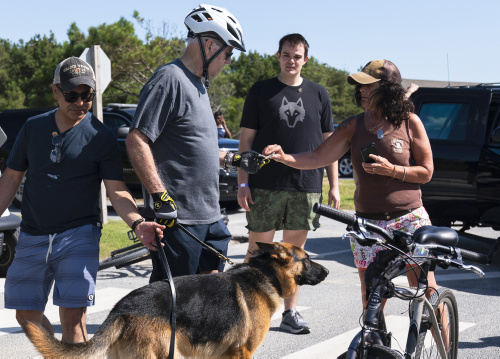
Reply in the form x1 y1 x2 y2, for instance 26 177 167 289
154 232 176 359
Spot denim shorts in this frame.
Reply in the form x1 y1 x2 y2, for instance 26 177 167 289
246 189 322 232
4 224 101 311
150 218 232 281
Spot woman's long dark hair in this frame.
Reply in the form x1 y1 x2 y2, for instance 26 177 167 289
355 81 414 127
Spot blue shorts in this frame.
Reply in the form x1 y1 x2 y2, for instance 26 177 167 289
150 218 231 281
4 224 101 311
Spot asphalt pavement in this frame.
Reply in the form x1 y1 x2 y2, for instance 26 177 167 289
1 204 500 358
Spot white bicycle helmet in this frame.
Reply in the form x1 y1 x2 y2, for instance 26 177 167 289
185 4 246 52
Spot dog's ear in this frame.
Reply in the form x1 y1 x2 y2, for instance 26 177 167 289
256 242 290 260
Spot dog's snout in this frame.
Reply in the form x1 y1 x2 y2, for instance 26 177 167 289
298 260 329 286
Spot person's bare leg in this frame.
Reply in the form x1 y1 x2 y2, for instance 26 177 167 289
244 230 276 263
358 269 368 310
282 230 308 310
59 307 87 343
17 310 54 336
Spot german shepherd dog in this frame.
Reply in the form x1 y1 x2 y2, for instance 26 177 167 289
24 242 329 358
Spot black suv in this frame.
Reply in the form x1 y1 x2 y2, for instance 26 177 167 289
0 104 239 207
411 85 500 230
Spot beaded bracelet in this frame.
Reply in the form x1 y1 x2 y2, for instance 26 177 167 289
391 165 398 179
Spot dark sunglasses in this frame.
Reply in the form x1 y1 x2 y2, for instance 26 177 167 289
50 132 63 164
56 84 95 103
223 50 233 61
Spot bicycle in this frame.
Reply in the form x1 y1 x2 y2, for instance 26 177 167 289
313 203 493 359
98 208 231 271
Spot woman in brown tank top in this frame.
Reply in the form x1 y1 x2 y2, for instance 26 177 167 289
263 59 437 311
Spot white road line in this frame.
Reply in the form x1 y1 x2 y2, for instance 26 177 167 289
284 315 476 358
0 287 132 336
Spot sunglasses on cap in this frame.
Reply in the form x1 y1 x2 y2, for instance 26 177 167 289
56 84 95 103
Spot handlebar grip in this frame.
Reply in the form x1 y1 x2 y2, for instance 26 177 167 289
459 248 490 265
313 203 356 226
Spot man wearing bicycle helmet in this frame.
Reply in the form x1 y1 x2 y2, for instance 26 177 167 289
126 4 249 281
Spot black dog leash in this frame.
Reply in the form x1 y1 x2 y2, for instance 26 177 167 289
176 223 235 265
154 232 176 359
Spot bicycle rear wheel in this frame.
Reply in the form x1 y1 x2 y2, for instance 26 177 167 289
415 287 459 358
98 246 150 271
366 344 402 358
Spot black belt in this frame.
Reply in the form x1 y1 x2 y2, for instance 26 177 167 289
356 208 417 221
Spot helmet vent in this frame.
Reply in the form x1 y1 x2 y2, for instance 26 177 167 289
226 24 239 40
227 16 236 24
191 14 203 23
202 12 213 21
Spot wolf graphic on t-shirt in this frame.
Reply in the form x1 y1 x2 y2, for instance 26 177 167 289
279 97 305 128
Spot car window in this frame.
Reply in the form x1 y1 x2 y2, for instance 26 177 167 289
103 113 131 134
419 102 471 141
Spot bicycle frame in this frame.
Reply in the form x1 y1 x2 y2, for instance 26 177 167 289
349 259 449 359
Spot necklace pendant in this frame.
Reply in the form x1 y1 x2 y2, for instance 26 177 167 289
377 129 384 139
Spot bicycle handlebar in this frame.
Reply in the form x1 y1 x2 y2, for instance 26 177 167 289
313 203 394 241
313 202 489 266
313 203 356 225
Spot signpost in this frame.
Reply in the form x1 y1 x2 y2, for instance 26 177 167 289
80 46 111 223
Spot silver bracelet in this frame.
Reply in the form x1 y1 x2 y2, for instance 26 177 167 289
400 166 406 182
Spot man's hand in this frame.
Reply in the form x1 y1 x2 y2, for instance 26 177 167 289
151 190 177 227
134 222 166 251
231 150 272 174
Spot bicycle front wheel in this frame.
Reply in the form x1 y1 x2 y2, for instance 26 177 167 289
415 287 459 358
366 344 402 358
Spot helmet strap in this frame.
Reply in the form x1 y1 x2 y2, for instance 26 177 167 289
197 35 227 89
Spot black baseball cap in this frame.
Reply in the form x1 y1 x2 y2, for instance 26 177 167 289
53 56 96 92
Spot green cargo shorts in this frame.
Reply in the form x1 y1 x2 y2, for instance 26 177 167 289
246 188 322 232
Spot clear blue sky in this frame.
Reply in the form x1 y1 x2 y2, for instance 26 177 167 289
2 0 499 83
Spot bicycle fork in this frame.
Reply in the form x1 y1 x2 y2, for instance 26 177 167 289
403 291 448 359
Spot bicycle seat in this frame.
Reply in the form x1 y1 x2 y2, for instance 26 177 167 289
413 225 458 246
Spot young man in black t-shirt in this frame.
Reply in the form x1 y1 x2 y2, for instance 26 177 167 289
238 33 340 334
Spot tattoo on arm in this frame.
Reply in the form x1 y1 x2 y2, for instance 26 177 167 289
335 116 355 132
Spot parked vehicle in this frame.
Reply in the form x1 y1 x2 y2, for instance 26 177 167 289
0 105 239 207
333 124 353 178
0 126 21 277
410 85 500 231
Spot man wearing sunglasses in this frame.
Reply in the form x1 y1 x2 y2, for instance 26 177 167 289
126 4 259 282
0 56 164 344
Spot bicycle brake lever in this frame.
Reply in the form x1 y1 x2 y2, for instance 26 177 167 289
460 264 485 277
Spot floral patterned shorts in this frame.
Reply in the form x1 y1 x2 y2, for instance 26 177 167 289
349 207 432 269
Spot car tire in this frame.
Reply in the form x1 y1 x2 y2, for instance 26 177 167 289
0 228 18 277
338 156 353 178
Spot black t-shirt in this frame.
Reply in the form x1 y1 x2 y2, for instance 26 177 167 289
7 110 123 235
240 78 334 192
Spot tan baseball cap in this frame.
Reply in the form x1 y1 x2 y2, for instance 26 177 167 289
347 59 402 85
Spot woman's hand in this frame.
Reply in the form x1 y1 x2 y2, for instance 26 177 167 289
361 154 395 177
263 144 286 163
